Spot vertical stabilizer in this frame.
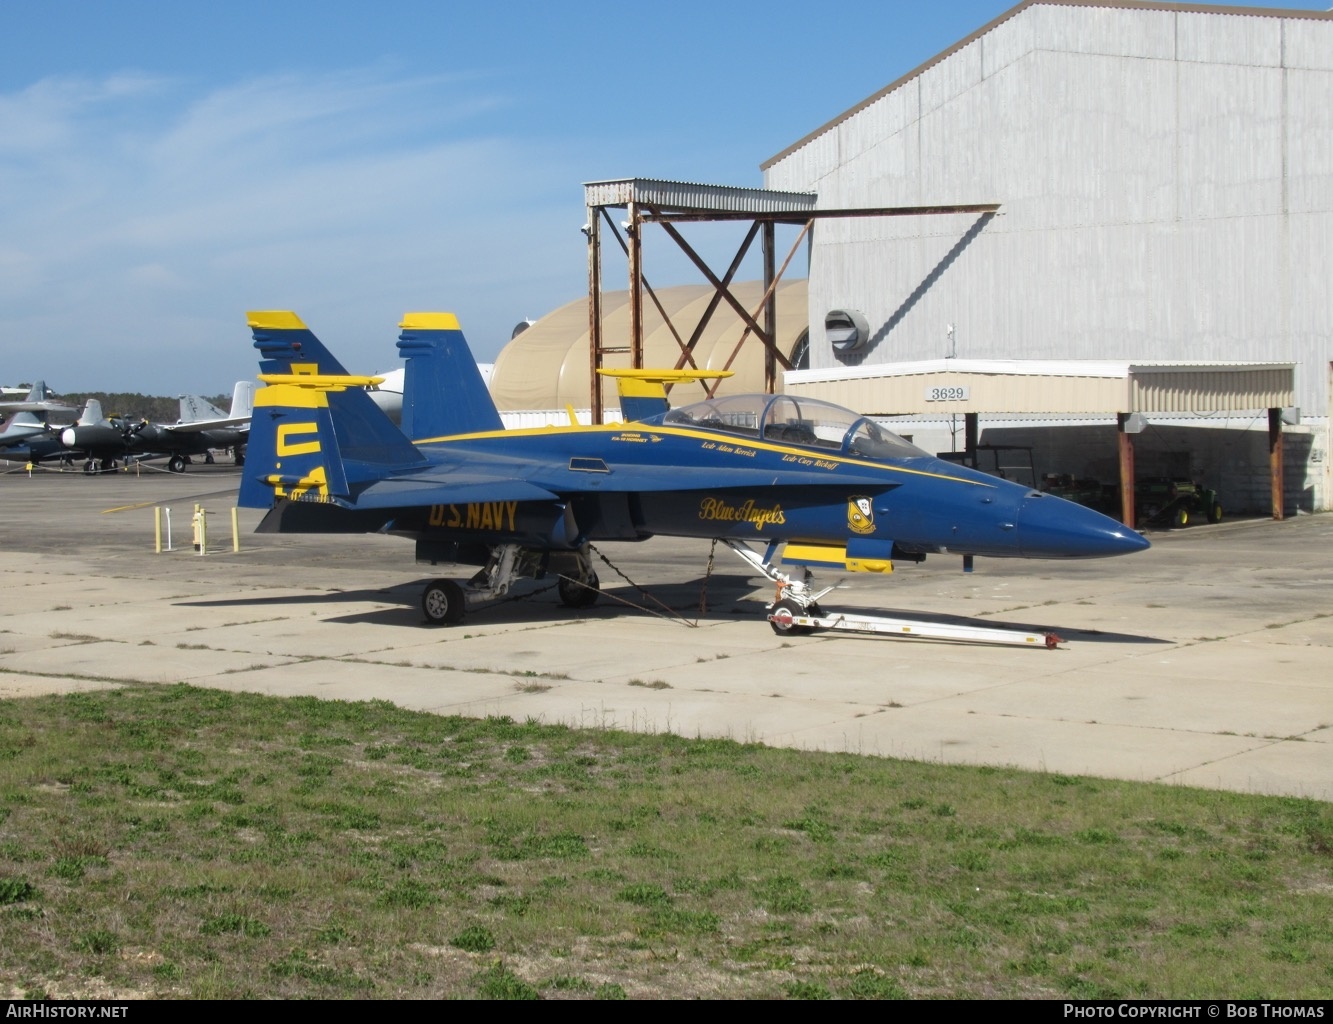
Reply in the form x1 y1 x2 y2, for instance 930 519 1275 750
248 310 352 377
230 380 256 418
396 312 503 440
240 312 425 510
28 381 54 403
179 394 227 423
78 399 104 426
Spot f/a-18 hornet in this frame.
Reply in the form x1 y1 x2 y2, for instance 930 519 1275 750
238 311 1148 640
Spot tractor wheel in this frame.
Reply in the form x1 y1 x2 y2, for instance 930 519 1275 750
769 598 813 636
1173 506 1190 528
1208 502 1223 524
421 579 466 625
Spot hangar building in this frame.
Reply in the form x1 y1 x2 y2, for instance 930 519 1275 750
760 0 1331 514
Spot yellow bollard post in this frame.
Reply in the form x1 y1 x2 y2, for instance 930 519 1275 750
154 506 162 554
231 507 240 553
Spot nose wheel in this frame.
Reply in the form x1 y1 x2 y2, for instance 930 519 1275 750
557 568 600 609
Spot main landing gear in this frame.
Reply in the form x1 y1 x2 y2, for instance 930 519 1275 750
419 543 600 626
721 539 1062 649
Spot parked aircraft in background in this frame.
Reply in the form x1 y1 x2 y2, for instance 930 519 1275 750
59 382 254 474
0 383 81 465
365 367 404 424
238 311 1149 632
0 381 76 420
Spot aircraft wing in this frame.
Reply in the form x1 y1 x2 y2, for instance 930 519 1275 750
164 417 251 434
340 457 921 510
349 470 560 509
525 461 923 494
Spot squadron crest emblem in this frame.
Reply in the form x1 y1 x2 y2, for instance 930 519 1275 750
847 496 875 535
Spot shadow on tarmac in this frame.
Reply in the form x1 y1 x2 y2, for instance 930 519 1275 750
176 573 1167 645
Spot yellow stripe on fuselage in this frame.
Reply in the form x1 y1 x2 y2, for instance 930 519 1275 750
258 373 384 389
409 423 995 487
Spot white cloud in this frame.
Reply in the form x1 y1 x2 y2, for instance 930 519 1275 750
0 66 585 391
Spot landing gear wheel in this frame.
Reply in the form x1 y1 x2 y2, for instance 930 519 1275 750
558 569 600 609
83 459 97 475
204 452 214 465
421 579 466 625
769 598 813 636
100 458 116 473
168 455 187 474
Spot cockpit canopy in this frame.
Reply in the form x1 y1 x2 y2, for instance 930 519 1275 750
662 394 927 461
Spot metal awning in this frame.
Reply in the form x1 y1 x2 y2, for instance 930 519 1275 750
784 359 1295 416
785 359 1297 526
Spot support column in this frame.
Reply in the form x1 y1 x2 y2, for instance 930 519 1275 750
1117 413 1136 529
1268 407 1285 521
586 209 603 424
762 221 776 393
626 202 642 371
964 413 978 461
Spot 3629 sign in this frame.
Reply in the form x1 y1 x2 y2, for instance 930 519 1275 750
925 386 970 402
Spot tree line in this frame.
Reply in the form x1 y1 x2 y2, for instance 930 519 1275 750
48 392 232 424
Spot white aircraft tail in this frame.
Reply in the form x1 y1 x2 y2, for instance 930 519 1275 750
228 380 255 418
78 399 104 426
178 394 228 423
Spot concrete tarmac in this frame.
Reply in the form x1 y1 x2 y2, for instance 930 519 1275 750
1 460 1329 801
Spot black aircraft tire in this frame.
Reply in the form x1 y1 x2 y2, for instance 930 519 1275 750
769 598 813 637
421 579 466 625
168 455 187 474
83 460 96 475
558 570 600 609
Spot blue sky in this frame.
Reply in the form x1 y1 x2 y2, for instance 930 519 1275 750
1 0 1322 394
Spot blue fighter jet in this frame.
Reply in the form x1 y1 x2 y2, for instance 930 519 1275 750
239 311 1148 633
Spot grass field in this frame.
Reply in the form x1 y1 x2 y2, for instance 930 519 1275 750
1 684 1329 999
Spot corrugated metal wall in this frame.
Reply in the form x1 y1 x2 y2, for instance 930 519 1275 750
763 3 1333 417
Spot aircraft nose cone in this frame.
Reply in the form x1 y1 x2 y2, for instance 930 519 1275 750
1017 492 1150 558
60 428 77 448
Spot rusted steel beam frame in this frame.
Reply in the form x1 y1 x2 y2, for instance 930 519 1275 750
1269 407 1285 521
656 219 777 371
763 221 776 393
598 211 698 373
643 203 1000 225
649 213 760 374
706 220 811 398
587 208 604 424
626 201 643 368
1117 413 1137 530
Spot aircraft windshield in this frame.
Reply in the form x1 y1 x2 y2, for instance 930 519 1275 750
663 395 927 460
